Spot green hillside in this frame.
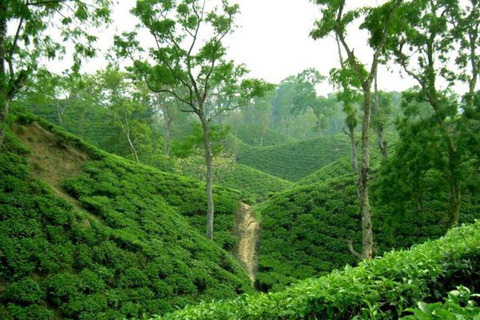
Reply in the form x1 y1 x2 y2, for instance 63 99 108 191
175 156 293 203
296 151 382 186
236 135 351 182
0 114 251 320
255 175 480 292
154 221 480 319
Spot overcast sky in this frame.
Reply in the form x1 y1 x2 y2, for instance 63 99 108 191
90 0 415 95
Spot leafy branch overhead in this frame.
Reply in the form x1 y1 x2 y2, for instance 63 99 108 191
0 0 112 145
115 0 271 240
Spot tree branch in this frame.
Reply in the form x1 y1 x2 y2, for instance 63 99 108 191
345 239 362 260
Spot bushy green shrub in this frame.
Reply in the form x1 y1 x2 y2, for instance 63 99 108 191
237 135 351 181
295 151 382 186
0 117 252 320
255 175 361 292
255 173 480 292
401 286 480 319
153 220 480 319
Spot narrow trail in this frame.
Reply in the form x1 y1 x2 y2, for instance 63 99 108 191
233 202 260 285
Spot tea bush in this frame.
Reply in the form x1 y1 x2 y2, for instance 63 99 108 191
295 151 382 186
0 117 252 320
211 162 293 203
237 135 351 181
153 220 480 319
255 174 480 292
401 286 480 319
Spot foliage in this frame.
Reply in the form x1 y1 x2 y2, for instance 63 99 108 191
13 70 168 168
255 172 480 292
378 0 480 227
116 0 272 240
401 286 480 320
255 175 362 292
0 114 252 320
0 0 112 145
151 220 480 319
213 163 293 204
176 155 293 204
296 150 382 186
237 135 351 182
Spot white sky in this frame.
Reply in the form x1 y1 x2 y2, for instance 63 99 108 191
82 0 416 95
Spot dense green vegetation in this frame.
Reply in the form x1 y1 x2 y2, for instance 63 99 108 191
237 135 351 182
255 174 480 292
175 155 293 203
295 151 381 186
2 1 480 320
214 163 293 203
0 115 251 320
153 221 480 319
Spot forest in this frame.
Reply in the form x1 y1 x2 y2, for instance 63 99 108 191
0 0 479 319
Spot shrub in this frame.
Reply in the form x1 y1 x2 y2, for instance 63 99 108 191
237 135 351 181
0 117 252 320
154 220 480 319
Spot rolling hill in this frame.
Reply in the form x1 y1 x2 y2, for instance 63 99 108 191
254 174 480 292
236 135 351 182
153 220 480 319
0 114 252 320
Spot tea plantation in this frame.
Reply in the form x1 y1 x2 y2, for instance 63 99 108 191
212 162 293 203
0 115 252 320
236 135 351 181
295 151 382 186
255 174 480 292
152 220 480 319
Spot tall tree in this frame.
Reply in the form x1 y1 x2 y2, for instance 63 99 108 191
116 0 269 240
372 89 395 161
0 0 111 146
93 65 156 163
311 0 402 259
291 68 330 136
382 0 480 227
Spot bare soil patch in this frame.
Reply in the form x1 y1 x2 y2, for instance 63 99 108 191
14 122 88 206
233 202 260 285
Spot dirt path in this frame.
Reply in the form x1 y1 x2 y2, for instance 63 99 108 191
233 202 260 285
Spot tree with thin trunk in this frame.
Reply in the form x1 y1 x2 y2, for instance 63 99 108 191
154 93 179 158
372 84 395 161
0 0 111 146
311 0 402 260
383 0 480 228
331 34 361 174
116 0 270 240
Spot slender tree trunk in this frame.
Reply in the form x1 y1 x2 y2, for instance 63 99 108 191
126 130 139 163
0 4 7 147
0 98 8 146
348 124 358 174
377 130 388 160
165 118 172 158
446 147 461 228
359 87 373 260
56 103 64 125
259 126 266 147
119 114 140 163
233 126 238 160
200 114 215 240
374 72 388 161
